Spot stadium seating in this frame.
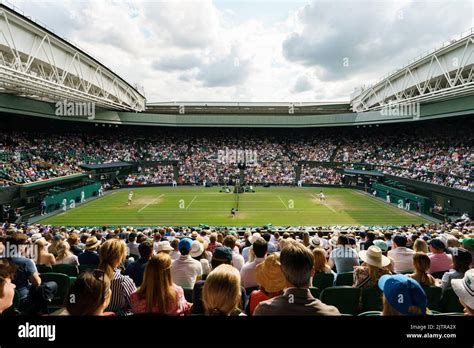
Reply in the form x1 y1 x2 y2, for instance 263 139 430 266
52 264 79 277
39 273 71 306
440 288 464 313
335 272 354 286
422 285 442 311
320 286 361 315
312 272 335 290
360 287 383 312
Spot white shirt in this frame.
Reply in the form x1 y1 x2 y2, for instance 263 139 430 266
242 246 251 263
232 251 245 271
387 247 415 273
171 255 203 288
200 258 211 275
240 257 265 288
56 254 79 266
170 250 180 261
128 241 139 256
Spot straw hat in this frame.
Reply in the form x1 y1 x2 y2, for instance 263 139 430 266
359 246 390 268
84 236 101 250
255 254 286 293
157 241 174 253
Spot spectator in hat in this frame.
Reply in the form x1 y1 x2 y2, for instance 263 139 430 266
459 236 474 267
451 269 474 316
373 239 393 274
190 238 211 276
240 237 267 288
8 233 57 315
156 241 174 255
48 234 63 257
99 239 136 316
191 246 247 314
171 238 203 288
387 235 414 274
34 238 56 267
65 269 113 316
408 252 436 286
131 253 191 315
248 253 286 315
223 235 244 271
0 260 16 314
242 232 261 263
78 236 101 266
428 238 453 274
203 264 244 316
254 242 340 316
353 246 391 289
441 248 472 291
328 235 359 273
378 274 427 316
125 240 154 287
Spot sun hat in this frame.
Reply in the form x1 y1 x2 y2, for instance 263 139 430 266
84 236 101 250
157 241 174 253
249 233 262 244
30 233 43 243
378 274 427 315
255 253 286 293
451 269 474 310
373 239 388 252
309 236 323 248
359 246 390 268
190 240 204 258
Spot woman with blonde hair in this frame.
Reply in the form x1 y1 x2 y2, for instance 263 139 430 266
413 239 429 253
313 248 332 273
55 241 79 265
203 264 243 316
99 238 136 315
130 253 191 315
378 274 427 316
353 246 391 289
35 238 56 266
409 252 436 286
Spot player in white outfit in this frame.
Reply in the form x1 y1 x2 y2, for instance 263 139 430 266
128 191 134 205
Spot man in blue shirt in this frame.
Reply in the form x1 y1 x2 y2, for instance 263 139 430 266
125 240 153 287
78 236 101 266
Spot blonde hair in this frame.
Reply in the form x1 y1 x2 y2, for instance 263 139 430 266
99 239 127 280
411 252 435 286
56 241 72 261
413 239 429 253
35 239 48 261
203 264 241 316
136 253 176 313
382 295 424 316
312 248 330 273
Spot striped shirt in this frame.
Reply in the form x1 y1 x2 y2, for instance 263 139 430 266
106 269 137 316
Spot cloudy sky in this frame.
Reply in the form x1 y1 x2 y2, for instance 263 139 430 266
8 0 474 102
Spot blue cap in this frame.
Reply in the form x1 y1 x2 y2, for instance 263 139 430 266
378 275 427 315
373 239 388 251
178 238 193 252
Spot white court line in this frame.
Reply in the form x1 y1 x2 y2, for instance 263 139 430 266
138 194 165 213
311 193 337 213
277 196 288 209
186 195 197 209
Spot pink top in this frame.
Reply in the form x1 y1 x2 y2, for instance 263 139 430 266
428 253 453 274
130 284 191 315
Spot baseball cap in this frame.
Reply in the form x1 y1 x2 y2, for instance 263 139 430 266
378 274 427 316
212 246 233 263
459 237 474 249
178 238 193 252
373 239 388 252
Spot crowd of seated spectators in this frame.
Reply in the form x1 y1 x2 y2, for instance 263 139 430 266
300 166 341 184
0 216 473 317
0 122 472 190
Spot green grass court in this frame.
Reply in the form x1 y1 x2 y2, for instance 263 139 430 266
40 187 430 227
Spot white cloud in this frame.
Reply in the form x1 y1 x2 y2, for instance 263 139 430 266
6 0 472 102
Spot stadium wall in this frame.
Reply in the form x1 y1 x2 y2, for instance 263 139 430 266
0 93 473 127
